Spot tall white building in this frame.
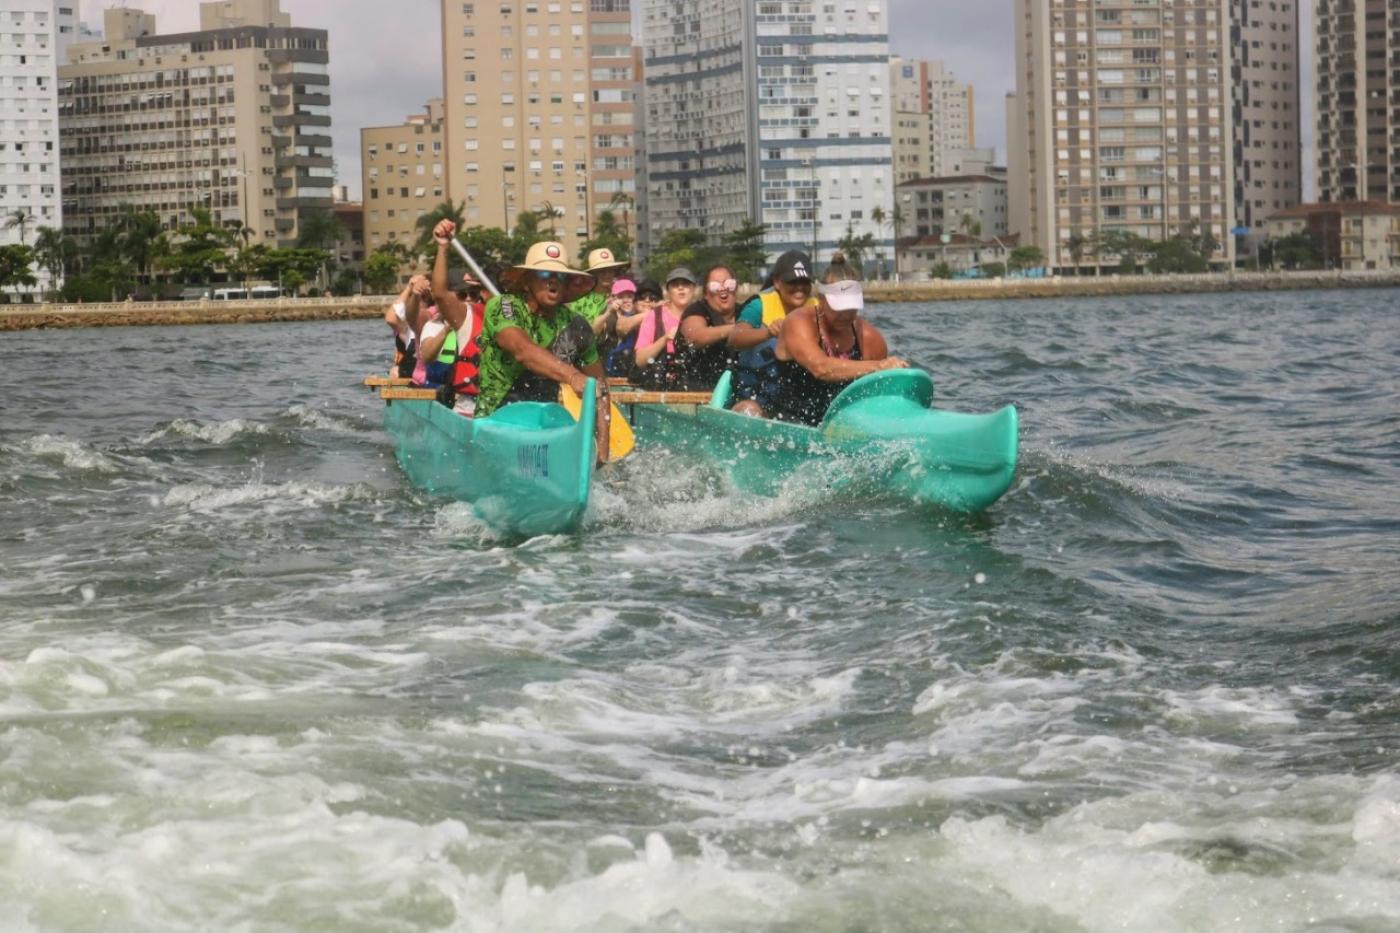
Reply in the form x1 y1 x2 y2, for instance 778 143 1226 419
1 1 77 297
641 0 893 268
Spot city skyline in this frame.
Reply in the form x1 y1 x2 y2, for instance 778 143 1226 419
71 0 1321 206
76 0 1032 206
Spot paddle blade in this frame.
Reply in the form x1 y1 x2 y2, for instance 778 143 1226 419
559 385 635 460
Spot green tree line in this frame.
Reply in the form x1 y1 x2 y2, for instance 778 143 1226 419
0 204 350 301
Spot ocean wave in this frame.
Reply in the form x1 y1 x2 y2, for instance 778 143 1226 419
155 480 378 514
283 404 373 435
139 418 280 447
7 435 122 475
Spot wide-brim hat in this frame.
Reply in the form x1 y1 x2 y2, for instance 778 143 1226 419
584 247 629 273
500 241 595 303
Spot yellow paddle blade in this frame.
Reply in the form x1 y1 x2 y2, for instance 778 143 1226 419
559 385 635 461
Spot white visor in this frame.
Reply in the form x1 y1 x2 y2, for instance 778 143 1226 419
817 279 864 311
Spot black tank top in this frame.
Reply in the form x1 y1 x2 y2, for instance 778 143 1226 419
772 316 863 426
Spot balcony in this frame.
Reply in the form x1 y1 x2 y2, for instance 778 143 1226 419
273 113 331 128
271 71 329 86
275 154 334 169
278 196 333 210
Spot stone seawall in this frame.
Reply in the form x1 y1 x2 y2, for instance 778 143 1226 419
0 297 386 332
862 269 1400 303
3 271 1398 331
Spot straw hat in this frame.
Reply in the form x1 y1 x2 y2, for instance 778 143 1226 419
583 247 629 273
500 241 595 303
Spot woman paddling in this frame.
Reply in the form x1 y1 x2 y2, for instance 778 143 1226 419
768 253 908 426
674 264 740 390
629 268 695 389
726 250 818 416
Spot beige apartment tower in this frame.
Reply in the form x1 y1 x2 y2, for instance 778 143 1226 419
361 99 446 259
1231 0 1302 239
439 0 636 258
890 58 988 184
57 0 331 251
1008 0 1234 271
1315 0 1400 205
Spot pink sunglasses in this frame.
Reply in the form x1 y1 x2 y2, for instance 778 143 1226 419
706 278 738 294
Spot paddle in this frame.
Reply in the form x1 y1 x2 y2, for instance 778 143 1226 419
558 384 634 460
447 237 634 460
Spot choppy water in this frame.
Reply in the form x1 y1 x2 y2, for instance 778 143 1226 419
2 289 1399 932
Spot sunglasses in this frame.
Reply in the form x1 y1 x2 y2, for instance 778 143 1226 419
535 271 570 283
706 278 738 294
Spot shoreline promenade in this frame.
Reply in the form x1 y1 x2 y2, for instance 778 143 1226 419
2 270 1397 331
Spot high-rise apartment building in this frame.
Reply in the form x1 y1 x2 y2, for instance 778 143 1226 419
361 99 446 258
1 1 77 296
57 0 331 253
890 58 995 185
1008 0 1234 271
642 0 893 266
1230 0 1301 239
1315 0 1399 206
439 0 637 256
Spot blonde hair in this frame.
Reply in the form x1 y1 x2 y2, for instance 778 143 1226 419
822 251 862 284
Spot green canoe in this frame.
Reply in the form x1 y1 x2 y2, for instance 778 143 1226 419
627 369 1018 513
383 380 597 536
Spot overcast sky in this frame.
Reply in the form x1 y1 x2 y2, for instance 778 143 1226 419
83 0 1313 201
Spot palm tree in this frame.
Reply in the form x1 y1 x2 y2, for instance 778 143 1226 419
116 205 167 286
294 209 346 290
871 205 890 280
606 191 634 241
412 199 466 257
534 200 564 238
958 212 982 238
1065 233 1087 276
32 226 77 298
5 208 33 246
837 222 877 274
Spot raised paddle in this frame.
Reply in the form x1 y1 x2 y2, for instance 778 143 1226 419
447 236 634 460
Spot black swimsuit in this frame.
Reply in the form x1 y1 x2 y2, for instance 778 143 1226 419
771 315 863 426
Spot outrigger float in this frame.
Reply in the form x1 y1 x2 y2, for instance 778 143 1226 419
369 368 1018 536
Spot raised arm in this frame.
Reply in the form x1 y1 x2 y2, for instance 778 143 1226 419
402 274 432 337
615 310 644 336
430 219 469 333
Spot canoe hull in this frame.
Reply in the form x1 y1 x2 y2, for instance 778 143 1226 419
628 370 1017 513
384 393 596 537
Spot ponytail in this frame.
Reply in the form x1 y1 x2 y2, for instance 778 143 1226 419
822 251 862 285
